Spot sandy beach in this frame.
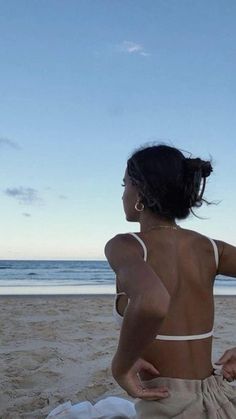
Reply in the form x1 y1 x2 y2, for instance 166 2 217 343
0 295 235 419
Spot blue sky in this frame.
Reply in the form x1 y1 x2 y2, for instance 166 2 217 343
0 0 236 259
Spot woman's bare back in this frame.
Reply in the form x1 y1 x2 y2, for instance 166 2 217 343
116 228 220 380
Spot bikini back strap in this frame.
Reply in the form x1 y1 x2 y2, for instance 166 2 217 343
128 232 147 261
156 329 214 341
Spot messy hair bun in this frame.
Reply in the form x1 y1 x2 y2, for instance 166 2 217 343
184 158 213 178
127 144 213 220
183 158 213 209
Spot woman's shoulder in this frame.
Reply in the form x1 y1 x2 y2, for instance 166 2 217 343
105 232 140 245
180 229 229 257
104 233 144 260
172 227 218 244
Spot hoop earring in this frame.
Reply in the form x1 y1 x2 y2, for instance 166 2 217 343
135 201 144 212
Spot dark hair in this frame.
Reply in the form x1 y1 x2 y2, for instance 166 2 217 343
127 144 213 220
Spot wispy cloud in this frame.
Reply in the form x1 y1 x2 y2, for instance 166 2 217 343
4 187 42 205
119 41 150 57
0 137 21 150
22 212 31 217
58 194 68 200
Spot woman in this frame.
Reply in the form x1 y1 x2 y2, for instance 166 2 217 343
105 144 236 417
47 144 236 418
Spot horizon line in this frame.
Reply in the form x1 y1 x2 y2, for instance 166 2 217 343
0 258 107 262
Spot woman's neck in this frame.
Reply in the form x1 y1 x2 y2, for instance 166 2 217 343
139 213 177 233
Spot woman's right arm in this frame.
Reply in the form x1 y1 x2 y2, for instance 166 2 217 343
215 241 236 381
216 241 236 277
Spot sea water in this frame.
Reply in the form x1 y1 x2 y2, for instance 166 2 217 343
0 260 235 295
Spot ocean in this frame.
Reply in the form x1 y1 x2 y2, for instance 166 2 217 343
0 260 235 295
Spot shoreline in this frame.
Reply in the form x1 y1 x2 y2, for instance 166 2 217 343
0 293 236 299
0 288 236 296
0 295 235 418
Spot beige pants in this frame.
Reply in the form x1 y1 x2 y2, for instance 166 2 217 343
135 375 236 418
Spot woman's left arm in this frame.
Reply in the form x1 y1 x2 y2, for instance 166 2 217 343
105 234 170 400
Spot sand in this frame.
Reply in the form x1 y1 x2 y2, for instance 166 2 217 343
0 295 235 419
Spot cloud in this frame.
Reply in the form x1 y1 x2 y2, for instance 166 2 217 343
140 51 150 57
119 41 150 56
58 194 68 200
0 137 20 150
4 187 42 205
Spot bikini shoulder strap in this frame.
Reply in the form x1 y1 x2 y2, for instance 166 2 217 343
128 232 147 262
208 238 219 270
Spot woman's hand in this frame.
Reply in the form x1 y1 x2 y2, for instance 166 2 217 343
111 354 169 401
215 348 236 382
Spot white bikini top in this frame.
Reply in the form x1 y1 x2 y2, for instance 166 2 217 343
113 232 219 341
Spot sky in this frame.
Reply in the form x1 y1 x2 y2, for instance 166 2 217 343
0 0 236 259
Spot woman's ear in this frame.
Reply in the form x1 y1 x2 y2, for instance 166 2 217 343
137 192 144 202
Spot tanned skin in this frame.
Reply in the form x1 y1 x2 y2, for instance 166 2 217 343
105 168 236 400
